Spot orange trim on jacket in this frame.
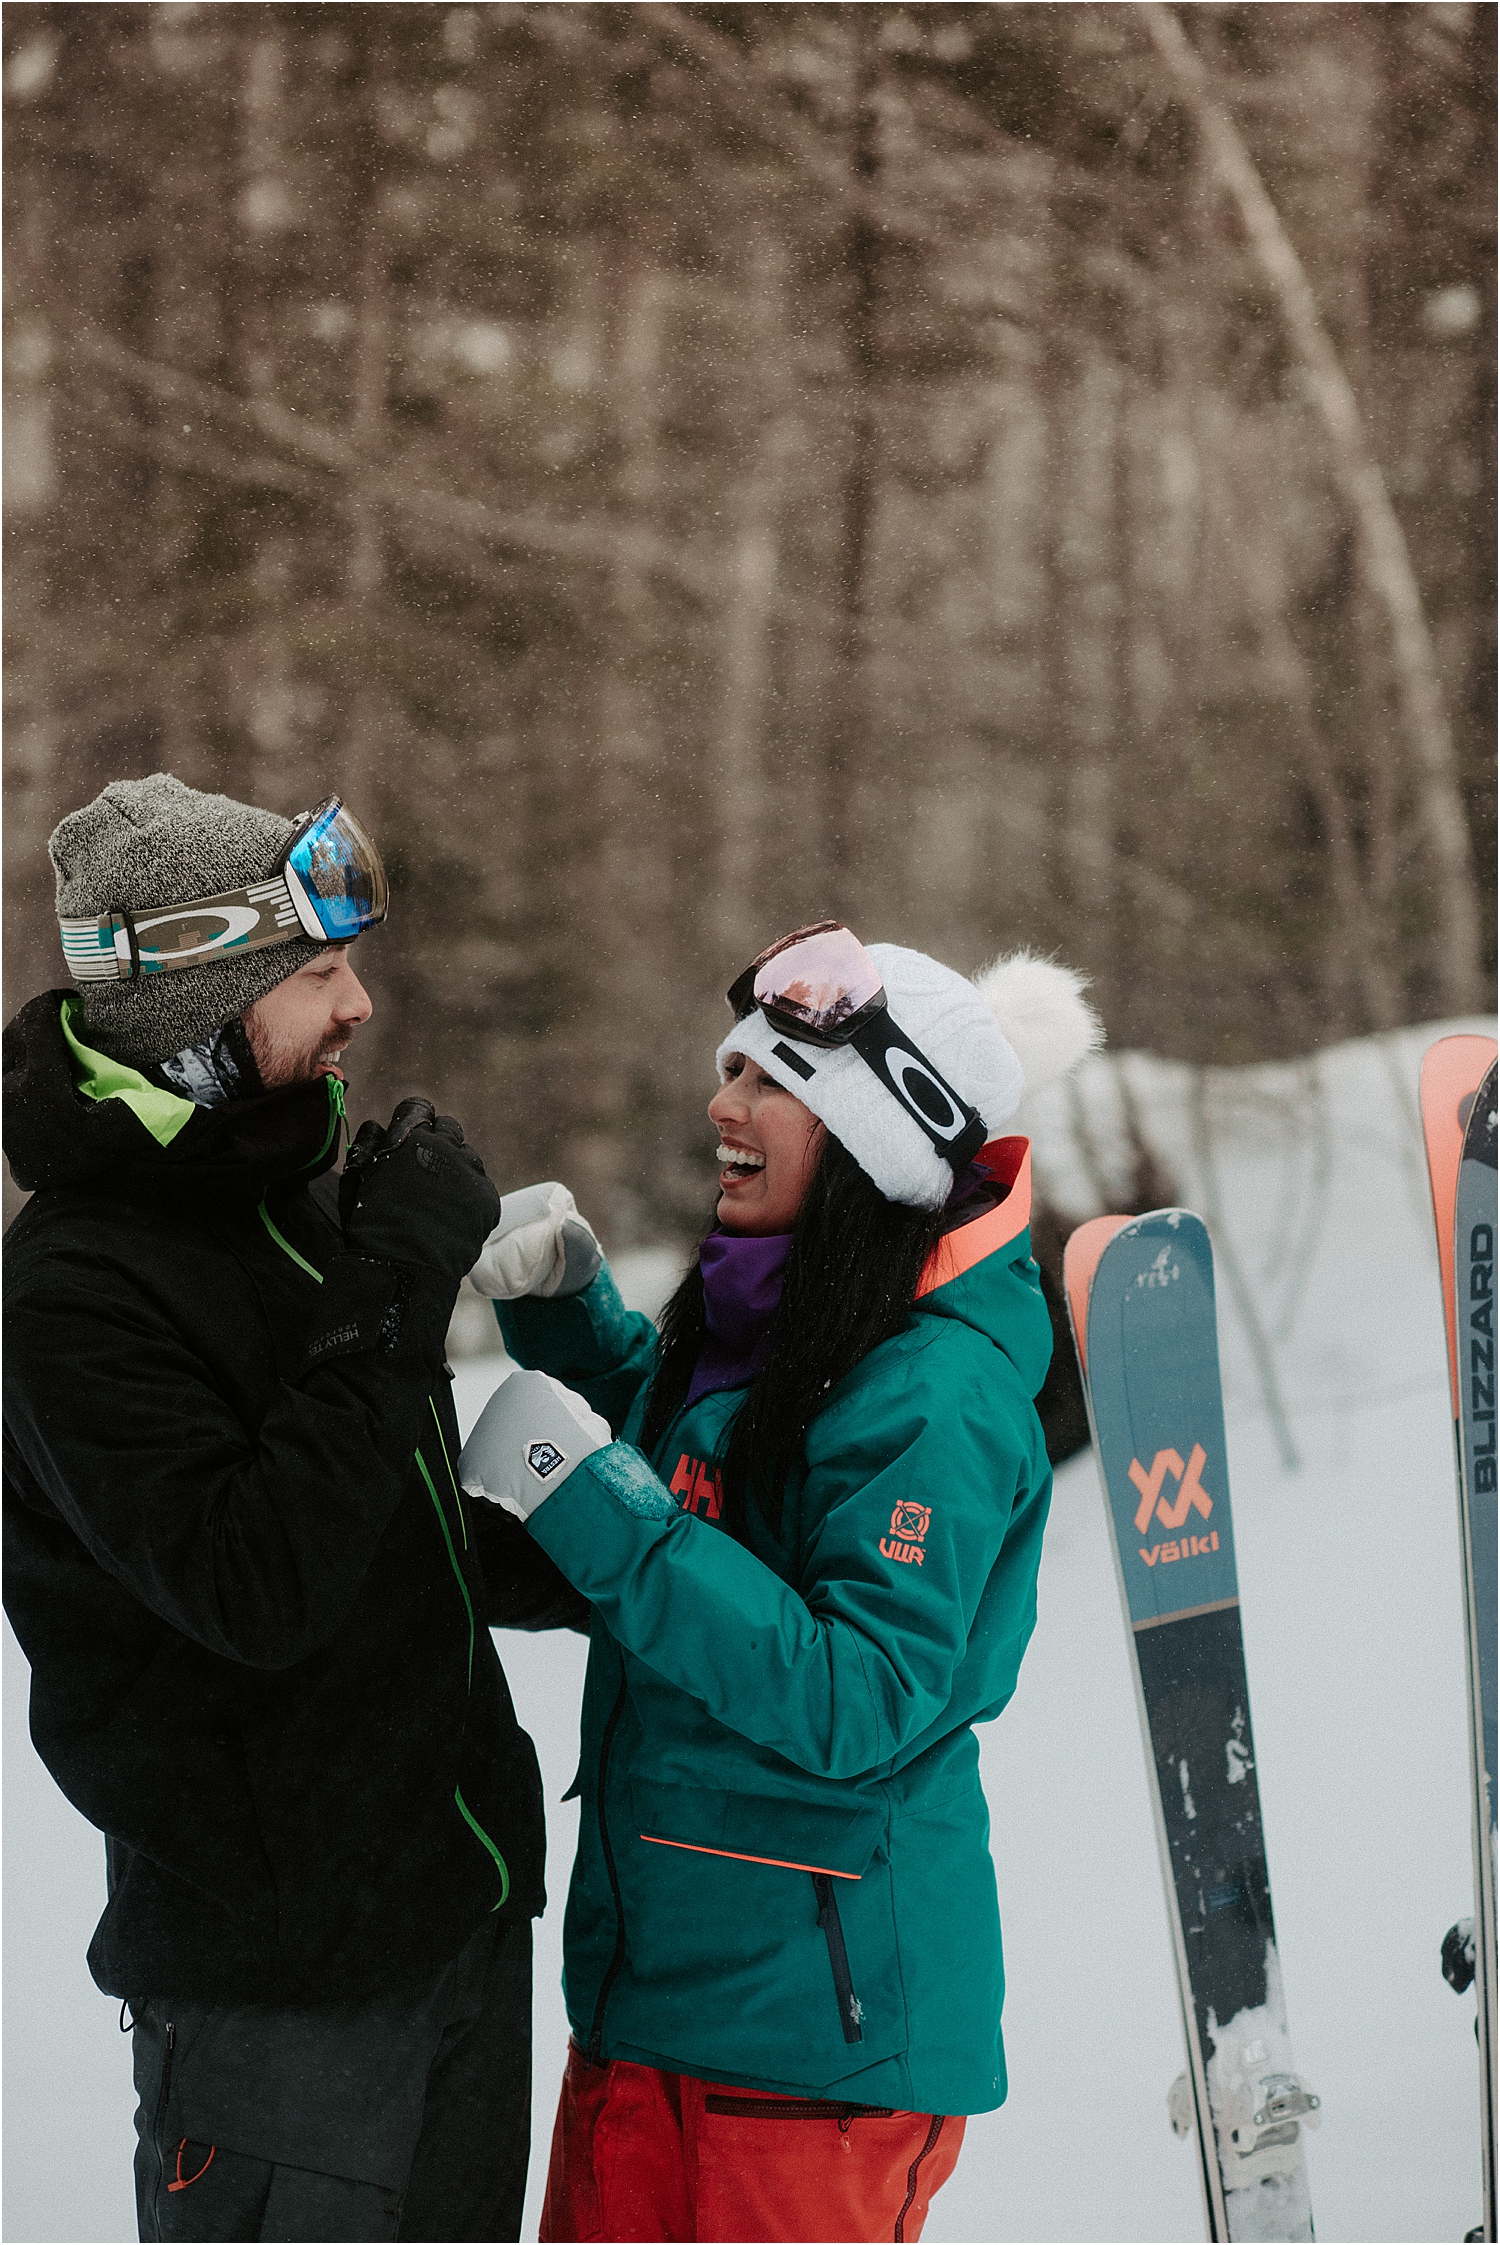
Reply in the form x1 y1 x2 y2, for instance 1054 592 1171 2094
915 1137 1031 1300
640 1834 861 1880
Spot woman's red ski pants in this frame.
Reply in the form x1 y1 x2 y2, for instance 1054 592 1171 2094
538 2042 965 2243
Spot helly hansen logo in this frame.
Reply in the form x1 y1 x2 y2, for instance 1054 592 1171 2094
881 1502 930 1566
669 1454 723 1520
305 1320 360 1360
1472 1223 1496 1494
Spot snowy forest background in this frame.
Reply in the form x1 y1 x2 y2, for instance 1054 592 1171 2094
2 0 1495 1248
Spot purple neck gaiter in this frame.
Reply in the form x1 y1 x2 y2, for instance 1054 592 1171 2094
685 1229 794 1408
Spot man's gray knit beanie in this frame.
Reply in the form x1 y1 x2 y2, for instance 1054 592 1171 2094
49 773 324 1069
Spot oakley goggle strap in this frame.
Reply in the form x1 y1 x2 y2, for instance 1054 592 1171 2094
769 1012 989 1172
60 879 312 982
58 797 387 983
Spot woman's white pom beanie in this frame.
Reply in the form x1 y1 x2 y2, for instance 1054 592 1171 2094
716 944 1103 1210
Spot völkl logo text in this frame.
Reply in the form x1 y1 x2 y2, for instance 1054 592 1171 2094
1128 1445 1219 1568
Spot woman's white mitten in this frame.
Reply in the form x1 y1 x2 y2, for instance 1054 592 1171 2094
458 1369 612 1520
467 1181 603 1301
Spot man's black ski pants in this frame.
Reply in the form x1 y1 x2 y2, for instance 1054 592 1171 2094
130 1914 531 2242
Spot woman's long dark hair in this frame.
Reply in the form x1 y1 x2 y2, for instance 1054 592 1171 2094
639 1136 949 1542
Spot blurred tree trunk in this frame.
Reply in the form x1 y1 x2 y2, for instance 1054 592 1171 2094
235 7 298 811
1142 0 1483 1014
144 24 229 791
713 228 789 955
1469 6 1497 948
1225 446 1399 1031
603 244 667 972
2 8 61 1006
1155 277 1210 713
821 4 880 915
562 241 668 1218
1121 322 1172 758
1051 327 1123 1017
0 11 63 1232
342 42 393 806
1332 31 1403 1003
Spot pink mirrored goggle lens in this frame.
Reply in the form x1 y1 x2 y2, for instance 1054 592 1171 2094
753 925 884 1040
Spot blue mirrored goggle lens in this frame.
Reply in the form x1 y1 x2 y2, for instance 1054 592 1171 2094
286 803 388 940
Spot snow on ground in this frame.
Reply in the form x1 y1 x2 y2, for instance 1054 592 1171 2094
3 1019 1491 2243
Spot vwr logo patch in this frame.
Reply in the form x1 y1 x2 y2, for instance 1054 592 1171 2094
1128 1444 1219 1570
881 1502 931 1566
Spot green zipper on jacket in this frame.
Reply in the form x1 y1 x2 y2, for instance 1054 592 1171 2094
304 1073 346 1168
428 1396 468 1551
454 1785 510 1909
257 1200 323 1282
254 1075 344 1278
256 1136 511 1910
414 1443 512 1908
415 1447 475 1686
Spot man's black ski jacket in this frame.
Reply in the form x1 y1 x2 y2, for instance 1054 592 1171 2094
2 990 584 2007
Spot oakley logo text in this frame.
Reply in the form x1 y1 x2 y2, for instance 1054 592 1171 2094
1129 1444 1214 1536
889 1052 960 1132
134 903 262 960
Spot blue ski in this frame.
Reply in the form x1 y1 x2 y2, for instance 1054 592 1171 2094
1065 1209 1318 2244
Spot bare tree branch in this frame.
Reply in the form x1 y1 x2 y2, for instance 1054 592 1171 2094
1207 426 1402 1030
1140 1 1483 1011
639 1 1056 318
67 327 719 605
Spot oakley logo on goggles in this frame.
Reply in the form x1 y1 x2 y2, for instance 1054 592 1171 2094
58 797 388 983
727 921 988 1171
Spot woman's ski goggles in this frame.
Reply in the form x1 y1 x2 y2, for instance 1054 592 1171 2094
58 796 388 984
728 921 988 1170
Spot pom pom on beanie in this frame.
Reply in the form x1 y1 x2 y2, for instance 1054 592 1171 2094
971 949 1105 1097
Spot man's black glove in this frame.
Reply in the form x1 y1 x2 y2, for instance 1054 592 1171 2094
339 1097 501 1284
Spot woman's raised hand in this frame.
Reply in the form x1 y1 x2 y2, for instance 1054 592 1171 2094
467 1180 603 1301
458 1369 612 1520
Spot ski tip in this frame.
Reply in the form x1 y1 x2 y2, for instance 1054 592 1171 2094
1062 1215 1131 1377
1419 1037 1497 1415
1420 1036 1497 1148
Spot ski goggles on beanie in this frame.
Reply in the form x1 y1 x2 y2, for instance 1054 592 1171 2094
58 796 388 983
728 921 988 1170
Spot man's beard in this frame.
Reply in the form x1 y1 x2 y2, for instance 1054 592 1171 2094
242 1010 348 1092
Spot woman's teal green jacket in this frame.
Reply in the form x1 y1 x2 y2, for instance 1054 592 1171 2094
497 1138 1054 2117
